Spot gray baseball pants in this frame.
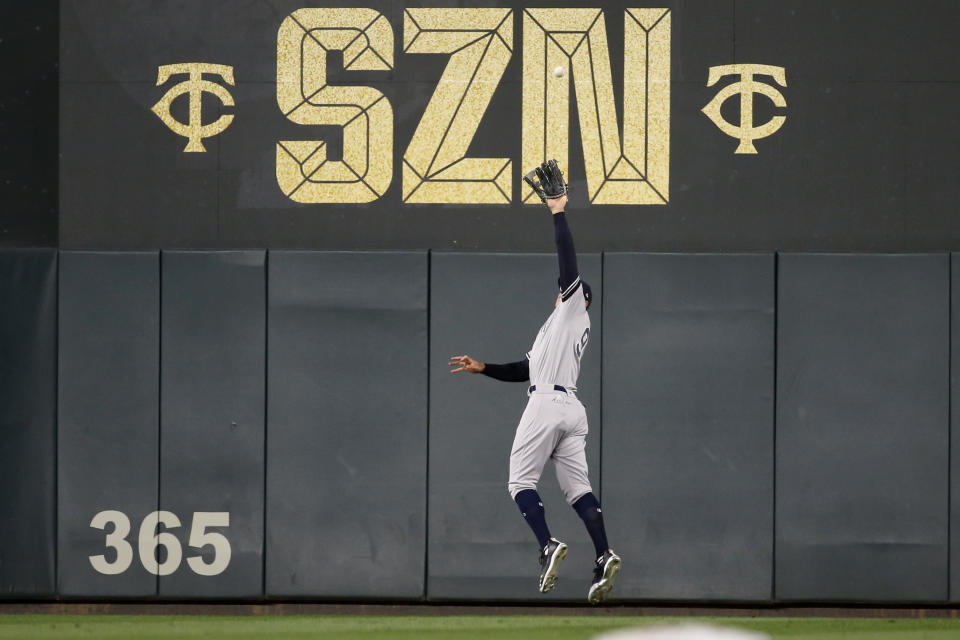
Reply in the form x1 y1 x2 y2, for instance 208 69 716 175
507 387 593 505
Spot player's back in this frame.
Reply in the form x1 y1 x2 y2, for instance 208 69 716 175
526 288 590 392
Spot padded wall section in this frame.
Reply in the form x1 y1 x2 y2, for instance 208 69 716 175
429 253 602 600
159 251 265 597
266 252 428 598
777 254 949 601
954 254 960 602
58 252 160 597
602 254 775 601
0 249 57 595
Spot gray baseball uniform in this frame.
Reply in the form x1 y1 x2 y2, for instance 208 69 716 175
507 275 592 505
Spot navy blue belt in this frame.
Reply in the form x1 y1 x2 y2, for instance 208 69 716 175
529 384 567 393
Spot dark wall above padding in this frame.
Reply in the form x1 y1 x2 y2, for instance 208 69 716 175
57 1 960 252
0 1 57 247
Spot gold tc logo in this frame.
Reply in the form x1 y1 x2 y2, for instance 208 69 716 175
702 64 786 154
151 63 236 152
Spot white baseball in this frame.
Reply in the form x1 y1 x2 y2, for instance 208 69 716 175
553 66 566 78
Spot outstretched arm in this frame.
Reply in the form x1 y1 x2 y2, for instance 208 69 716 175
449 355 529 382
550 195 580 296
525 160 579 296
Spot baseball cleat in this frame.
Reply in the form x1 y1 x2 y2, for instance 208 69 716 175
538 537 568 593
588 549 621 604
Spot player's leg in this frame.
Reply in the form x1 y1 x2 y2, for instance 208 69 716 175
573 492 620 604
551 405 599 541
552 424 609 556
508 395 558 547
508 394 567 592
513 488 567 594
552 402 620 604
572 493 608 559
512 489 550 549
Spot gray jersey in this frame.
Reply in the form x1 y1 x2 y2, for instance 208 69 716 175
526 277 590 392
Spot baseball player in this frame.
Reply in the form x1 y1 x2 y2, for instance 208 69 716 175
449 160 620 604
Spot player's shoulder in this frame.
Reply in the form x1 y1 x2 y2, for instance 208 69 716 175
560 275 582 303
558 278 587 315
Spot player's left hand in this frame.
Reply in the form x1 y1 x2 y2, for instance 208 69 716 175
449 355 485 374
524 159 570 205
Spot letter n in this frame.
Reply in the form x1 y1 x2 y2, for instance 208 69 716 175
522 9 670 205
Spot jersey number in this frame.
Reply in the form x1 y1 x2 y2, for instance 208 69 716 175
574 328 590 360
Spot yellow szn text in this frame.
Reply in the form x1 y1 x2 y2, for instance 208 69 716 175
276 8 671 205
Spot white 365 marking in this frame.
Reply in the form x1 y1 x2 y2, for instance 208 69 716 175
89 510 231 576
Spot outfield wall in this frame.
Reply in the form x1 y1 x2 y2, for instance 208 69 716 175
0 248 955 603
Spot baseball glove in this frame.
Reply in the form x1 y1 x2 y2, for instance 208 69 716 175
523 159 570 203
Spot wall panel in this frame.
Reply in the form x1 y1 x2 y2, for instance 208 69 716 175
265 251 428 598
0 249 58 595
58 251 160 597
159 251 265 597
776 254 949 601
602 253 775 600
